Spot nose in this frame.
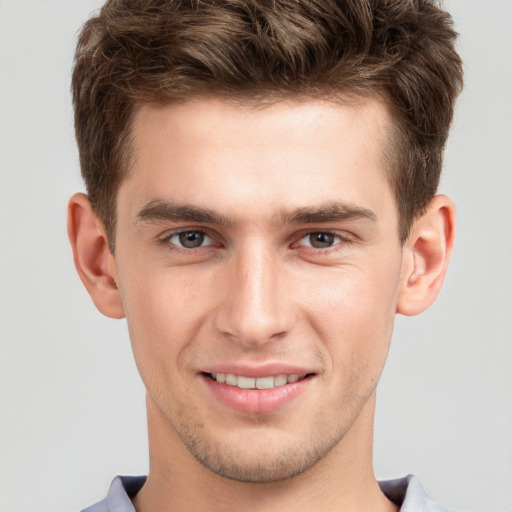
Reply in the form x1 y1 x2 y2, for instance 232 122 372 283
214 243 296 347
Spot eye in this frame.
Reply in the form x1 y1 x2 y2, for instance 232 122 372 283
167 230 213 249
298 232 343 249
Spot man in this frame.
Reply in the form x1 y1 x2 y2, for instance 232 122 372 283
67 0 463 511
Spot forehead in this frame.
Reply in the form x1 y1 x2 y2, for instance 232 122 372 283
132 95 390 156
120 96 395 225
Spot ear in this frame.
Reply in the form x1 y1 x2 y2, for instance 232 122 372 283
67 193 125 319
397 195 456 316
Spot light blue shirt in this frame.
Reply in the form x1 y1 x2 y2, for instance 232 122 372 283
81 474 459 511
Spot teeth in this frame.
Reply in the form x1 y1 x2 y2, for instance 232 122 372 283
211 373 306 389
237 376 256 389
255 376 274 389
274 374 288 386
225 374 237 386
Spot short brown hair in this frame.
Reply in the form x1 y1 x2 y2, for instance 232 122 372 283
72 0 463 248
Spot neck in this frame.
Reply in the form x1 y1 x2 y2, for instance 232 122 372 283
133 393 397 512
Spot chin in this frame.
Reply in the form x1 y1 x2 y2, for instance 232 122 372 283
176 423 344 483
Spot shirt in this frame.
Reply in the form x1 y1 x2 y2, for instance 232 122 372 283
81 474 458 512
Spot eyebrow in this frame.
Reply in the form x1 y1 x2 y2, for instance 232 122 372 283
137 200 234 227
136 200 377 227
282 202 377 225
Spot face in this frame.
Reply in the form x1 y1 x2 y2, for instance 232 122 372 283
113 97 404 482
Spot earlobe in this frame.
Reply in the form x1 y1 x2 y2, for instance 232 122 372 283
67 193 125 319
397 195 456 316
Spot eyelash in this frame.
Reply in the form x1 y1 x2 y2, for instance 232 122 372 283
294 231 352 251
159 229 217 252
159 229 353 253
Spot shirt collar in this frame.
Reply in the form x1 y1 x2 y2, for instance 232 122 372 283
100 473 454 512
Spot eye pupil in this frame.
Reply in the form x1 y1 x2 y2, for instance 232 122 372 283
310 232 335 248
179 231 204 248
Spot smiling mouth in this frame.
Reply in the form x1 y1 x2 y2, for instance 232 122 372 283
206 372 313 390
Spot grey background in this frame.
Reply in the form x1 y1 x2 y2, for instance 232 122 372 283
0 1 510 511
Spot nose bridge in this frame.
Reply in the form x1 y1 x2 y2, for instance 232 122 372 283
215 239 294 345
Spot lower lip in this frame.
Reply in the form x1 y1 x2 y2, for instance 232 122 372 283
201 374 313 414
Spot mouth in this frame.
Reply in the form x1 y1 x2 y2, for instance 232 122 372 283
202 371 315 413
205 372 313 390
200 366 317 413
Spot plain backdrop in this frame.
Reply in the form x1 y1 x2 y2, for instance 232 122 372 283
0 1 511 511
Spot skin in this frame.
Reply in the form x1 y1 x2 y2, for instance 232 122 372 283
68 97 455 512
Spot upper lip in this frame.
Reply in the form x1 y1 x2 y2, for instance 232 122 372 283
200 363 317 378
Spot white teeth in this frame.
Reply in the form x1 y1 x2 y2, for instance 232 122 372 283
255 376 275 389
237 376 256 389
211 372 306 389
225 373 237 386
274 374 288 387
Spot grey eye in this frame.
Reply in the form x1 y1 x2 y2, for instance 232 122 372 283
300 232 337 249
170 231 212 249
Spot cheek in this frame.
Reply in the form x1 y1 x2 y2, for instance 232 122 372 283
118 265 214 382
302 261 400 380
